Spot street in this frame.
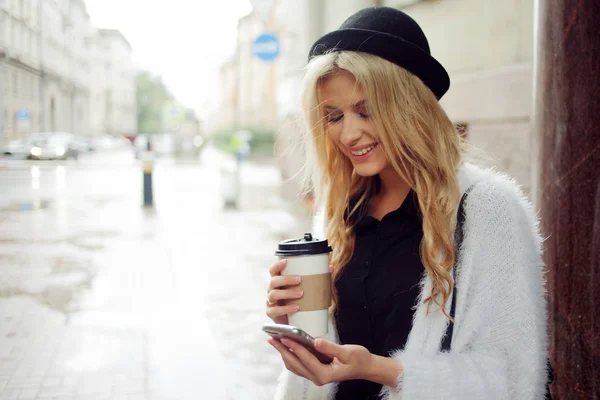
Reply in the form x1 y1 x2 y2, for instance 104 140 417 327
0 148 311 400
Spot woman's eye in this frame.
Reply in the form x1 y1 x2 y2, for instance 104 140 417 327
359 112 369 119
327 114 343 123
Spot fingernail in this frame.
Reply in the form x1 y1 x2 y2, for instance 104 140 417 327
295 290 304 298
293 304 300 311
280 338 291 347
293 276 302 283
280 259 287 265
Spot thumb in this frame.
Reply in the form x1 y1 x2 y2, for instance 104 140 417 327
329 264 334 273
315 339 346 358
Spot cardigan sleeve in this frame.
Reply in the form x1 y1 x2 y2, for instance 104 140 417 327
380 179 548 400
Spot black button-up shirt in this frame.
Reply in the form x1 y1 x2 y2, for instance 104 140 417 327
334 190 424 399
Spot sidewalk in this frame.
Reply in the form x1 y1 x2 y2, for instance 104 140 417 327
0 152 313 399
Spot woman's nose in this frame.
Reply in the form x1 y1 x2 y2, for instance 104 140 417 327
340 114 363 146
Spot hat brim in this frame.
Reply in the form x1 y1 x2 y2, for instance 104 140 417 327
309 28 450 100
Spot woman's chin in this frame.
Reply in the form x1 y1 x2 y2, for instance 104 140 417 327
353 163 383 177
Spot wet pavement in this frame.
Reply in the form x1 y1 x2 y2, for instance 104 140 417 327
0 147 312 399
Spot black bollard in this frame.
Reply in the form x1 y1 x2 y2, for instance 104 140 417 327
143 160 153 207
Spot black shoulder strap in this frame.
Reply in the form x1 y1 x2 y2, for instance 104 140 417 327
441 185 474 352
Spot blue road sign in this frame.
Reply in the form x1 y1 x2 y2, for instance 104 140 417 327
252 33 280 62
16 109 31 120
16 109 31 133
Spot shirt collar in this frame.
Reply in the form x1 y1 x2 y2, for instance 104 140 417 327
348 189 422 230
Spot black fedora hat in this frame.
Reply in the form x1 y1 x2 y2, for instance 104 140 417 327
309 7 450 100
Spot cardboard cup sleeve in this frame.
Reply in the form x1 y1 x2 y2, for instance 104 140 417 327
282 273 331 311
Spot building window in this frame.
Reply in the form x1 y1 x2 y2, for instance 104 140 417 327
13 70 18 95
6 19 12 47
14 21 20 50
50 97 56 131
22 74 27 99
23 0 29 22
0 69 5 94
455 122 469 139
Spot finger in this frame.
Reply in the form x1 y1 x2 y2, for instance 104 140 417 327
269 259 287 277
269 339 304 376
267 288 304 304
329 265 334 274
280 338 327 376
269 275 302 291
268 338 319 382
266 304 300 319
268 338 308 378
314 339 346 359
267 338 302 375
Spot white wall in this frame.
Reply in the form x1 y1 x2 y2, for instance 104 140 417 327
400 0 533 73
323 0 377 32
398 0 535 193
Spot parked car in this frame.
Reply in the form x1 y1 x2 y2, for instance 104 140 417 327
28 132 81 160
0 139 33 159
72 136 95 152
92 134 127 151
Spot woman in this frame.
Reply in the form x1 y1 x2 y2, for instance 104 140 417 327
265 7 548 400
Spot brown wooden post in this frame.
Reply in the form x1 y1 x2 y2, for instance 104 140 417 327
533 0 600 398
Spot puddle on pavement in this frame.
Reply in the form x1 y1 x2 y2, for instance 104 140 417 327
85 195 125 208
0 230 120 251
50 255 94 275
0 286 77 316
65 230 120 250
0 199 52 212
0 254 95 315
1 195 125 213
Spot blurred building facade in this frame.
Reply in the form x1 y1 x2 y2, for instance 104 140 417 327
87 29 137 137
211 56 238 133
207 0 287 135
0 0 137 143
0 0 91 141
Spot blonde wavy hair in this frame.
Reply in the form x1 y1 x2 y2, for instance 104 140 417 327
300 51 463 317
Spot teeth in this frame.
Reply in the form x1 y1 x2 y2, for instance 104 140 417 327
351 144 376 156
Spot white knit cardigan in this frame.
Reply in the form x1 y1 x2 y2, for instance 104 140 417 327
274 163 548 400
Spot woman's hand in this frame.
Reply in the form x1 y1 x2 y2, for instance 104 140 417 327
265 259 334 325
265 259 303 324
267 336 374 387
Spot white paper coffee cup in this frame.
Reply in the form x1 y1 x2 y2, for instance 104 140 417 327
275 233 332 338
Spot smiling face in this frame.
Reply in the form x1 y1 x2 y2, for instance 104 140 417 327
319 70 389 177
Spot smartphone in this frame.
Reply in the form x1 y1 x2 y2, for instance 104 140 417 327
262 323 334 364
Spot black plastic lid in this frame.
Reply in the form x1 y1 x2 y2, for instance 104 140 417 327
274 233 332 256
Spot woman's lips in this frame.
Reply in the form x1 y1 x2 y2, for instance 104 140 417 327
349 143 378 161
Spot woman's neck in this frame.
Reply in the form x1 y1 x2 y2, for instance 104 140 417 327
369 166 411 219
377 165 411 202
